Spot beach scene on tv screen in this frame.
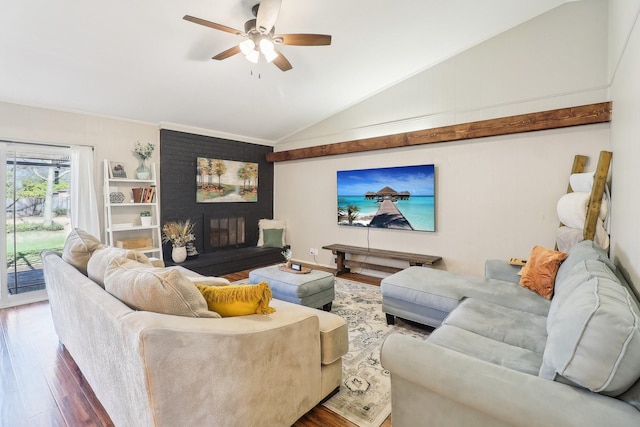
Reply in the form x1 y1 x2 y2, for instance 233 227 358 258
337 164 435 232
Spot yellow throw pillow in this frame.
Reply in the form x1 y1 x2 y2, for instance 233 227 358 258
519 246 568 299
196 282 276 317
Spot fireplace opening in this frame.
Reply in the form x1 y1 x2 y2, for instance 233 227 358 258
207 216 245 250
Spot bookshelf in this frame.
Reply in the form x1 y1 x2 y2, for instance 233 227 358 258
103 159 162 261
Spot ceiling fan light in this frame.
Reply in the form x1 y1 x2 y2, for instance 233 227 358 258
245 50 259 63
259 38 277 63
239 39 255 56
262 48 278 63
259 38 275 53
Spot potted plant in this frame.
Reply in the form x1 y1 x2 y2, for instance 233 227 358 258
140 210 152 226
162 219 196 263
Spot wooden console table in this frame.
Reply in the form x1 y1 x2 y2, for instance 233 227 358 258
322 244 441 275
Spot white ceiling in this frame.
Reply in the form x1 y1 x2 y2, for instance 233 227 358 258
0 0 573 145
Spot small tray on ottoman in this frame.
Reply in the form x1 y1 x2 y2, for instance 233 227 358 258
250 265 335 311
278 265 312 274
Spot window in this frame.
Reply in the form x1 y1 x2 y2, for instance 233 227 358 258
1 142 71 308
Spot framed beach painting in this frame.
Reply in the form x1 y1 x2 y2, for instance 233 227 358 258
337 164 435 232
196 157 258 203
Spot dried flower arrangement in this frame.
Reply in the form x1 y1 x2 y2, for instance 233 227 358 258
162 219 195 248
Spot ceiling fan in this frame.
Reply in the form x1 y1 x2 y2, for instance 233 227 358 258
183 0 332 72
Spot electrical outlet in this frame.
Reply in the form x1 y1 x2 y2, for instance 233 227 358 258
310 248 318 256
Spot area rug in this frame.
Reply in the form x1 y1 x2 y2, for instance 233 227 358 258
321 278 432 427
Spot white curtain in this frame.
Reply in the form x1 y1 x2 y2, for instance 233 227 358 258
70 145 101 239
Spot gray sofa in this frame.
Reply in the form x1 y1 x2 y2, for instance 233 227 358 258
380 240 640 426
41 230 348 427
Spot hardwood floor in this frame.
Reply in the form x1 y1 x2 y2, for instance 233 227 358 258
0 264 391 427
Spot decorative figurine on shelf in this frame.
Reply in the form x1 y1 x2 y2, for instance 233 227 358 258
281 248 292 269
186 242 199 259
162 219 196 263
134 141 155 180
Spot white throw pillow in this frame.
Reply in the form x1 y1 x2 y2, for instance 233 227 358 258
257 219 286 247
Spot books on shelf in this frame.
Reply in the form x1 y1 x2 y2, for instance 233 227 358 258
132 186 156 203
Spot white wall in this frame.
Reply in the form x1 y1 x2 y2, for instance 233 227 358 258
609 0 640 296
0 101 159 240
280 0 609 148
274 0 611 276
276 127 608 276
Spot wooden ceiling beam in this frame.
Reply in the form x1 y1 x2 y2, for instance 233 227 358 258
266 102 612 163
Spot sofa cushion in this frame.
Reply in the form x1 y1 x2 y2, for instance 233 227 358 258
443 298 547 354
547 259 620 334
185 276 231 286
518 246 568 299
104 258 219 318
554 239 615 287
428 324 543 376
540 276 640 396
87 246 153 288
381 266 551 320
61 228 103 275
196 282 276 317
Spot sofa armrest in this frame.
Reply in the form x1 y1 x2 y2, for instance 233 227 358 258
381 334 640 427
127 310 323 427
484 259 522 283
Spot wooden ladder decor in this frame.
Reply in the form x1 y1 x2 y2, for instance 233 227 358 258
558 150 612 245
584 151 612 241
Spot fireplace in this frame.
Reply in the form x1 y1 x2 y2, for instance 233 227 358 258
204 215 246 252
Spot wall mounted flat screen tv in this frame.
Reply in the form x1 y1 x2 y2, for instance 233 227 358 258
337 164 435 232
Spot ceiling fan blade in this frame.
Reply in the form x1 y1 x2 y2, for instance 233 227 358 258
275 34 332 46
183 15 242 35
272 49 292 71
213 45 241 60
256 0 282 34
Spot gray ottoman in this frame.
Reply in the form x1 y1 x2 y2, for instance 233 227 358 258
249 265 335 311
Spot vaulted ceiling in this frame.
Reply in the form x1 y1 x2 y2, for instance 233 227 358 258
0 0 576 144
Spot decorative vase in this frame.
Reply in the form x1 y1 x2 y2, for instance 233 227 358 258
140 216 152 227
136 158 151 180
172 246 187 263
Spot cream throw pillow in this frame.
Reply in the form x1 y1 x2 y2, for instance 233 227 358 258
88 246 153 288
104 258 220 318
257 219 286 247
62 228 103 275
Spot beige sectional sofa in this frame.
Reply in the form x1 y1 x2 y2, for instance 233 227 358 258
41 230 348 427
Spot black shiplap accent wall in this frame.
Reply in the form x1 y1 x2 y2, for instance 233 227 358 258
159 129 274 259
